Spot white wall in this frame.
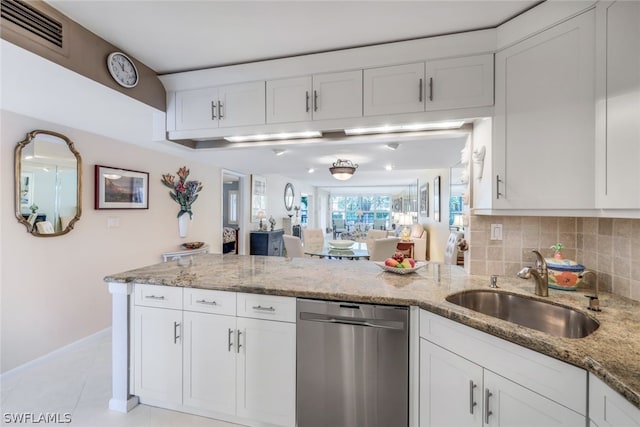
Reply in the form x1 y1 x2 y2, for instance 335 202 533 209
263 174 317 231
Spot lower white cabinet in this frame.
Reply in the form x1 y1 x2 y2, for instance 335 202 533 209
133 287 296 427
419 309 587 426
589 375 640 427
236 316 296 426
134 305 183 405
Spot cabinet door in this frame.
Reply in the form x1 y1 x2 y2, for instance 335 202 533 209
364 62 425 116
182 311 236 415
175 87 219 131
425 54 493 111
236 317 296 426
312 70 363 120
596 1 640 209
420 339 483 427
484 370 585 427
589 375 640 427
266 76 312 124
218 81 266 128
493 10 595 209
133 306 182 405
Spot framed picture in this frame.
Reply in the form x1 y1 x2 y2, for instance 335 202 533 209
419 183 429 216
251 174 267 222
433 175 441 222
95 165 149 209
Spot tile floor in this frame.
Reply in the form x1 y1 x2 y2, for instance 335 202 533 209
1 331 240 426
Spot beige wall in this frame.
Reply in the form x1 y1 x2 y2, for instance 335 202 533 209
1 110 221 373
418 169 454 262
469 215 640 302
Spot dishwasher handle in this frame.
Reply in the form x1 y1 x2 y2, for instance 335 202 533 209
299 312 406 331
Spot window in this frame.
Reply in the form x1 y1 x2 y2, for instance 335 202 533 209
330 195 391 230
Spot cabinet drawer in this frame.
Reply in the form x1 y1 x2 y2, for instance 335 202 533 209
236 293 296 323
419 309 587 415
183 288 236 315
134 284 183 310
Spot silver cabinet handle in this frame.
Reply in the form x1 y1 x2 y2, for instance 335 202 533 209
484 388 493 424
196 299 217 306
305 91 310 112
211 101 216 119
173 321 181 344
469 380 477 414
218 100 223 119
496 175 504 199
236 329 242 353
145 295 165 300
228 328 234 352
252 305 275 312
313 90 318 112
429 77 433 101
419 78 423 102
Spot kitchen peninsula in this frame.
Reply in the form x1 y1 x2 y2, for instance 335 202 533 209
105 254 640 426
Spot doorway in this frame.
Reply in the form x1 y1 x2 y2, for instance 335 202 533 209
222 170 246 255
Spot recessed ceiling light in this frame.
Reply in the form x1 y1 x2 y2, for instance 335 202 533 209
224 131 321 143
273 148 286 156
308 168 315 174
344 121 465 135
385 165 393 171
386 143 400 150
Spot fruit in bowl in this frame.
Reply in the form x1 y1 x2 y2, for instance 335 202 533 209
384 252 415 269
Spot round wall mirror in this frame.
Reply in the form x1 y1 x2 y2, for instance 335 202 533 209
15 130 82 237
284 182 295 211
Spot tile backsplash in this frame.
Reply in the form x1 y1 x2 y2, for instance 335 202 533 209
468 216 640 302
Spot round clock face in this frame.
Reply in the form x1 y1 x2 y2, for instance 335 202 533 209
107 52 139 88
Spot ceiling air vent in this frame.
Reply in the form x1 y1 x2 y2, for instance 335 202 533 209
1 0 63 48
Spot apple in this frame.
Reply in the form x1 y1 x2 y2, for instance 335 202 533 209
392 252 405 262
385 258 399 267
407 258 416 268
401 259 412 269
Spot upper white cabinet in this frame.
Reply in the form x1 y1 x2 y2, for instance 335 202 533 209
363 62 425 116
491 10 596 210
266 70 363 124
595 0 640 209
425 54 494 111
175 81 265 131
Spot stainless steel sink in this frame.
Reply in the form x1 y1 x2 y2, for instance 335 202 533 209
445 290 599 339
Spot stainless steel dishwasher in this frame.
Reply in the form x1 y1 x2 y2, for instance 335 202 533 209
297 299 409 427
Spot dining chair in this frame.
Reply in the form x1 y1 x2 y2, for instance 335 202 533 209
283 235 304 258
368 237 401 261
333 219 347 238
35 221 55 234
302 228 325 246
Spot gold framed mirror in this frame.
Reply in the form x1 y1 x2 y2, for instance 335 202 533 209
15 130 82 237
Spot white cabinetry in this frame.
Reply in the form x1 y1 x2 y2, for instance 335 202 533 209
175 81 265 131
425 54 494 111
595 1 640 210
364 62 425 116
419 309 587 426
589 375 640 426
491 10 596 210
266 70 362 124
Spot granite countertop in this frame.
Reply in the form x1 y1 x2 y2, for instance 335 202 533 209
105 254 640 409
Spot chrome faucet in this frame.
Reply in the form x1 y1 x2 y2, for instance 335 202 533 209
582 271 601 311
517 250 549 297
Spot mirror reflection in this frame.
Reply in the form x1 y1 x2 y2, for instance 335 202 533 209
15 130 82 236
284 182 294 211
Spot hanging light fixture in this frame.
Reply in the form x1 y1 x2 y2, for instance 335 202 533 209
329 159 358 180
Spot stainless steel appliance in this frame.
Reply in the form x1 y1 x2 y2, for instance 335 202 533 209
297 299 409 427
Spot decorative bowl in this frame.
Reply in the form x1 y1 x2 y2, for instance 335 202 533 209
328 240 355 249
545 258 585 291
374 262 425 275
182 241 204 250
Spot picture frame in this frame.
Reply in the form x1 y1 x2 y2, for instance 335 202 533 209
95 165 149 209
419 183 429 216
433 175 441 222
250 174 267 222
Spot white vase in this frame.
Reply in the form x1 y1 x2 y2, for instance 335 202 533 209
178 214 191 238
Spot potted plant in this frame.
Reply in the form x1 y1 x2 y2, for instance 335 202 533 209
550 243 564 260
29 203 38 214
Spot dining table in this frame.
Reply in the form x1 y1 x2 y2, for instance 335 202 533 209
303 242 369 260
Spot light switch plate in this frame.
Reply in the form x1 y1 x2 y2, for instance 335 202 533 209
490 224 503 240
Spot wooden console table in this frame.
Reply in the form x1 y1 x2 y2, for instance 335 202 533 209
396 240 414 259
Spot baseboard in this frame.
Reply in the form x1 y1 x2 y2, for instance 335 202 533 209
1 327 111 380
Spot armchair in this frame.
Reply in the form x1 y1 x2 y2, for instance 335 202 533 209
408 224 429 261
368 237 401 261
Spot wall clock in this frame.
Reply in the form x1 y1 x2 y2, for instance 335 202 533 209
107 52 139 88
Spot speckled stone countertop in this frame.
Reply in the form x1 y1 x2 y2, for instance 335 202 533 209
105 254 640 409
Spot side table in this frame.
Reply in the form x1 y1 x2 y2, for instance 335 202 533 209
396 240 414 259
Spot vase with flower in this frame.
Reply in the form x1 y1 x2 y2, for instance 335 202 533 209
161 166 203 238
